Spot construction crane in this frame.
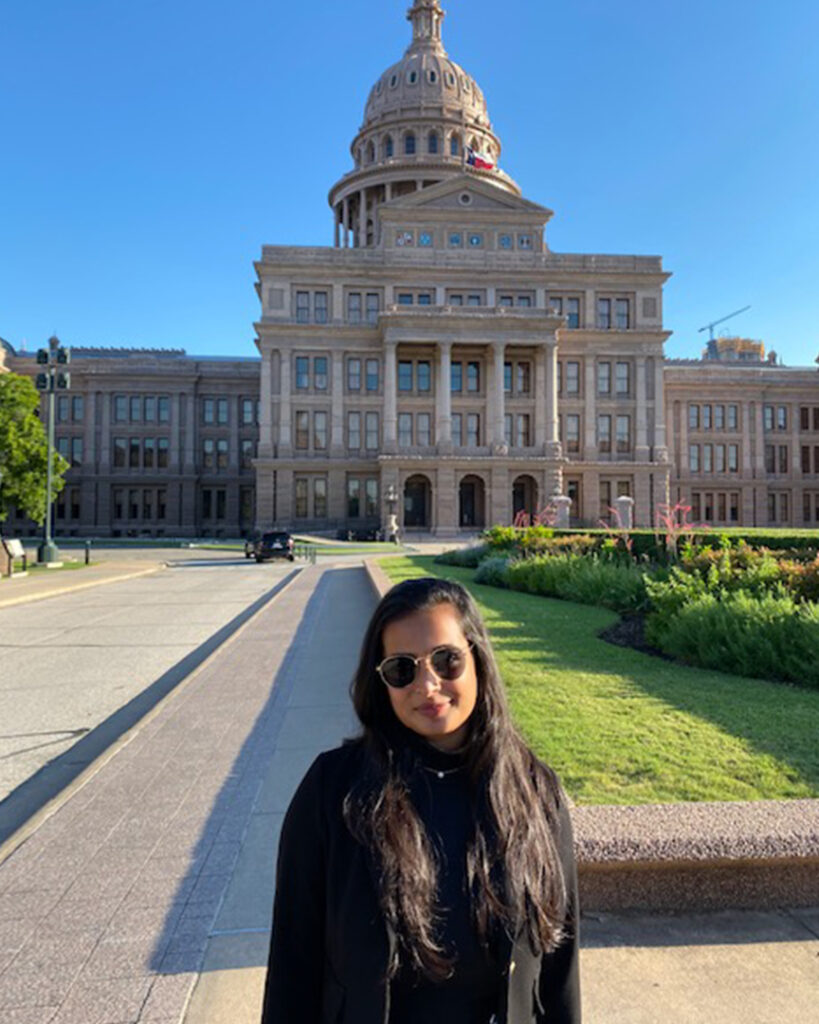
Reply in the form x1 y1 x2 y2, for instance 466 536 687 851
698 305 751 342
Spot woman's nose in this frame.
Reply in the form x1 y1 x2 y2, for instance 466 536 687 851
416 656 442 691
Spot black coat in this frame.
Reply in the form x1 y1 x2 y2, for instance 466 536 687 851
261 739 581 1024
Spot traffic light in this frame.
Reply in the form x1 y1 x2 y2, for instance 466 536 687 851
56 348 70 365
36 349 49 364
56 372 71 390
35 373 50 391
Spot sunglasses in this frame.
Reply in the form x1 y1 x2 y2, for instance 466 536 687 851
376 643 473 689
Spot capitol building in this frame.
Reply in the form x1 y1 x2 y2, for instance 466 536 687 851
2 0 818 537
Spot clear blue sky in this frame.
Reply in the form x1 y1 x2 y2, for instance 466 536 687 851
2 0 817 365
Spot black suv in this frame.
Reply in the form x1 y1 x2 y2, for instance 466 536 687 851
254 531 295 563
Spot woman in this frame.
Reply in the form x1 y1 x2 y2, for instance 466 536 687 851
261 576 580 1024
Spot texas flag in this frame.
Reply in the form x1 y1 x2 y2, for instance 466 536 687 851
466 146 495 171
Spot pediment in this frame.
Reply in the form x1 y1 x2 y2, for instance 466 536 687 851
381 174 552 218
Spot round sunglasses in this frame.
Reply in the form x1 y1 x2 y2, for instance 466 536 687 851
376 643 473 689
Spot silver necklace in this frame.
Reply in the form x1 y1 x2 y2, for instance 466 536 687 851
421 763 465 780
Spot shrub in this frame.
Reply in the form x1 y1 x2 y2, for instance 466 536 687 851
474 555 511 587
505 554 650 614
434 544 489 568
645 590 819 689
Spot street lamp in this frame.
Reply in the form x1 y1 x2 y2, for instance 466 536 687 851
385 483 399 544
35 334 70 564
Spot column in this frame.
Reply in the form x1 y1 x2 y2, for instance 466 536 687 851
436 341 452 453
170 394 182 467
278 349 292 455
741 401 752 473
490 342 506 453
342 198 349 248
635 357 649 461
334 205 341 248
358 189 367 248
385 181 392 201
545 341 560 459
100 391 111 469
754 401 765 475
584 289 596 329
434 464 458 537
678 400 689 483
184 389 195 471
534 345 546 450
81 391 97 532
384 341 397 452
653 356 668 462
330 349 344 453
435 285 446 305
584 357 597 459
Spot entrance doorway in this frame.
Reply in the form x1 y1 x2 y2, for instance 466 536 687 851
459 475 486 528
512 475 538 523
403 475 431 528
566 478 581 526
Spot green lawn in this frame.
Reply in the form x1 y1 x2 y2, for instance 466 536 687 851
379 556 819 806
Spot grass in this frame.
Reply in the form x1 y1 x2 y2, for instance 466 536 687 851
378 556 819 806
1 559 94 581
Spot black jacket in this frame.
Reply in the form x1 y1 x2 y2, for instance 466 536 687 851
261 738 581 1024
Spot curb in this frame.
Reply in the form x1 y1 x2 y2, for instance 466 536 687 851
365 556 819 913
0 566 304 868
0 564 164 609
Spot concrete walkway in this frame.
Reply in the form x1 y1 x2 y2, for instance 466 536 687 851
0 561 816 1023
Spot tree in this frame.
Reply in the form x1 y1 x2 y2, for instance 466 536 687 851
0 372 69 527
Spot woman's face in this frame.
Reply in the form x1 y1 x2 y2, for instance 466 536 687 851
380 602 479 752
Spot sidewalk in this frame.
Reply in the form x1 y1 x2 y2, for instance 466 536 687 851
0 562 816 1023
0 560 163 610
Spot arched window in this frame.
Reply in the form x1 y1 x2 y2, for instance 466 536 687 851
428 132 438 155
450 134 460 157
366 141 375 164
404 132 416 156
469 136 479 152
355 147 362 169
384 135 394 159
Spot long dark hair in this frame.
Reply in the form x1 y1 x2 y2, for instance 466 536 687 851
343 576 568 982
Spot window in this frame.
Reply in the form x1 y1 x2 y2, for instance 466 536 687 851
703 444 713 473
57 437 69 461
451 363 463 393
114 396 128 422
499 234 512 250
347 478 360 518
419 232 432 248
549 295 581 329
516 363 531 394
313 357 328 391
689 404 700 430
616 415 630 453
777 406 787 431
71 437 83 467
702 404 712 430
217 398 228 425
615 362 630 395
598 415 612 452
202 438 215 470
566 361 580 395
688 444 699 473
295 479 309 519
129 437 140 468
716 444 726 473
385 136 394 158
763 405 774 431
143 438 154 469
365 479 378 518
466 413 480 447
366 359 379 392
296 357 310 390
466 362 480 393
468 234 483 248
143 489 153 521
114 489 124 519
129 489 139 520
398 413 413 448
714 405 725 431
504 413 513 447
615 298 630 329
450 135 459 156
347 358 361 391
348 412 361 450
203 398 215 424
814 408 819 431
158 397 170 424
398 361 413 392
314 411 328 450
765 444 776 474
404 133 416 155
566 414 580 453
398 292 413 305
597 298 611 329
347 293 362 324
448 233 462 248
157 438 169 469
518 234 533 250
417 413 431 447
314 292 328 324
143 396 155 422
417 361 431 392
504 362 512 394
428 132 438 154
241 438 255 469
727 404 738 430
365 412 379 450
295 411 309 449
130 396 141 422
216 438 228 469
597 362 611 396
451 413 463 446
803 446 811 473
242 398 255 425
72 396 84 422
778 444 788 474
717 493 726 522
366 293 380 324
418 292 432 306
314 478 328 519
515 414 530 448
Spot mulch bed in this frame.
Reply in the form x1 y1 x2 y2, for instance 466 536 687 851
597 612 675 662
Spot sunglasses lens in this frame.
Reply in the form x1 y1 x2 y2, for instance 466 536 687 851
431 646 467 680
381 656 417 688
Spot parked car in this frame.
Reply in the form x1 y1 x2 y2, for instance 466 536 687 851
244 532 260 559
254 531 295 563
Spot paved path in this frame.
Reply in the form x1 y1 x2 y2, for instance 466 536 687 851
0 560 817 1023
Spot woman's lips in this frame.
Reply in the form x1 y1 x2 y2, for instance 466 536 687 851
417 701 450 718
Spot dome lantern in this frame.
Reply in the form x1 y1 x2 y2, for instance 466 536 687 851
406 0 446 55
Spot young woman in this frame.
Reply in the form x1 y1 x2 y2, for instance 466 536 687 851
261 576 580 1024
